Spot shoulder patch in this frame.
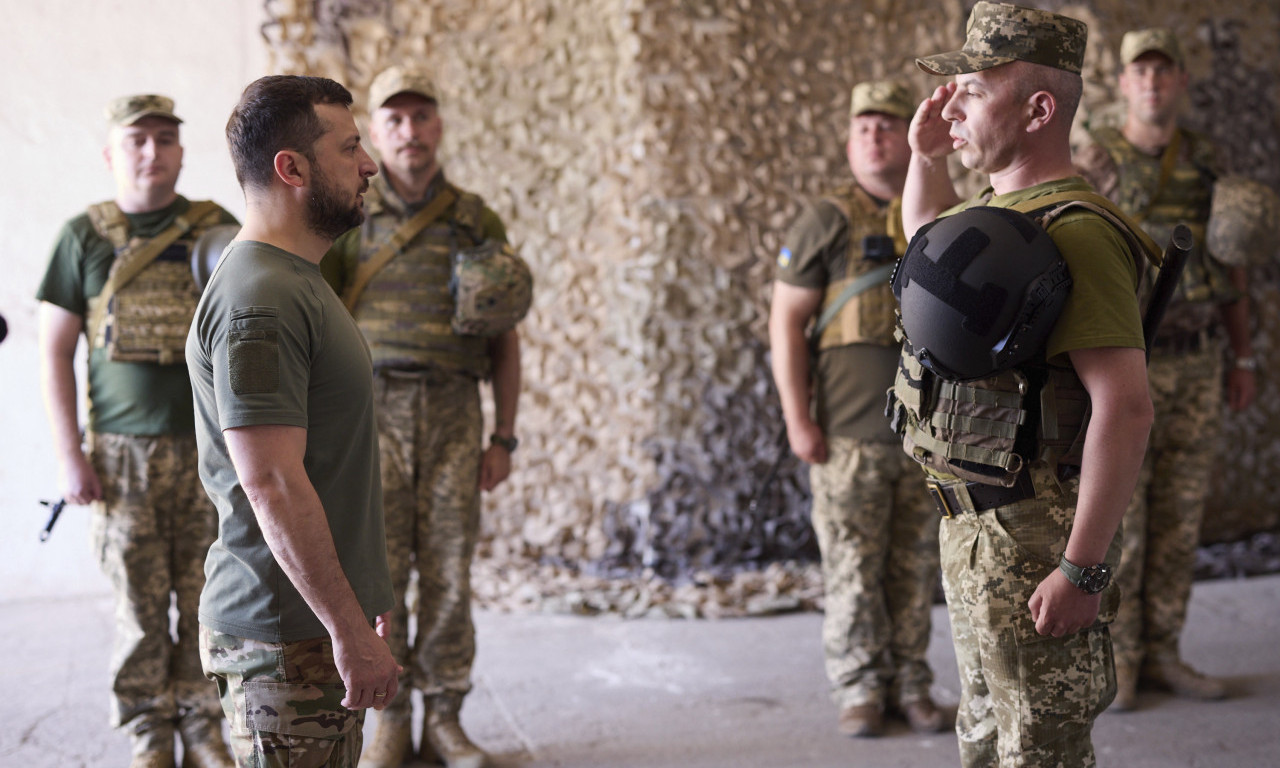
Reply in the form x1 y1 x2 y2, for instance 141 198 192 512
777 248 792 269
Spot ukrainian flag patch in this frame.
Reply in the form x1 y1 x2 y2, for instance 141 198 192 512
777 247 792 268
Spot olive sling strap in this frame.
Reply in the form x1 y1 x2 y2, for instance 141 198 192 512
342 188 457 312
86 199 222 346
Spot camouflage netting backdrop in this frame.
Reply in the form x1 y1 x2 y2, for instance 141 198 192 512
262 0 1280 615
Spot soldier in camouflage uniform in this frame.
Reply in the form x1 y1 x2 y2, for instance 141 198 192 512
324 65 523 768
191 75 398 768
768 80 945 739
1075 28 1257 711
37 95 238 768
899 3 1157 764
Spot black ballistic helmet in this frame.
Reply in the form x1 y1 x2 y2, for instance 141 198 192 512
892 206 1072 380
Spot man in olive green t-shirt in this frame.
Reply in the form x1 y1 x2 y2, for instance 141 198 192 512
897 3 1154 766
188 75 396 768
36 94 237 768
768 79 945 739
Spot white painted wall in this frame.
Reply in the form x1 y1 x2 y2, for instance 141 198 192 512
0 0 270 601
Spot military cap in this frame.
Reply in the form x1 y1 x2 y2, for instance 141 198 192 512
1120 27 1184 68
104 94 182 127
916 1 1088 76
851 80 916 120
369 65 438 110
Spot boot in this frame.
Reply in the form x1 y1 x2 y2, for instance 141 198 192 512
178 716 234 768
1110 662 1139 712
1140 658 1227 701
421 694 487 768
358 713 413 768
130 753 176 768
894 695 947 733
837 703 884 738
130 720 176 768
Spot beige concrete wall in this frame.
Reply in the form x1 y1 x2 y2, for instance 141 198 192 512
0 0 268 601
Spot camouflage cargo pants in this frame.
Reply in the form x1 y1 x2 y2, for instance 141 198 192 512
939 465 1120 768
88 431 222 751
199 627 364 767
809 438 939 710
374 368 482 718
1113 349 1222 670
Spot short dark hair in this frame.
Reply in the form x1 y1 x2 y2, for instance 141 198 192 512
226 75 353 191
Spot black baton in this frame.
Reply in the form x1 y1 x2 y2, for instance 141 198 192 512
39 498 67 542
1142 224 1194 362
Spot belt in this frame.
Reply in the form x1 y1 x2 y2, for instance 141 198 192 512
927 471 1037 518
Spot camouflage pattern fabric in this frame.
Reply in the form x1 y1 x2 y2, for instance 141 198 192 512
916 1 1088 76
939 464 1120 768
850 80 916 120
450 239 533 337
371 368 482 720
199 627 363 767
809 438 939 710
88 431 221 753
1112 349 1223 670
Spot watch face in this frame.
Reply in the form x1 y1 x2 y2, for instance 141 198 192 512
1078 563 1112 594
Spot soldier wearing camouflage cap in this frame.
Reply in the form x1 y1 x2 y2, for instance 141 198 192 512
896 3 1157 765
323 63 525 768
1076 26 1257 712
770 78 946 739
36 94 238 768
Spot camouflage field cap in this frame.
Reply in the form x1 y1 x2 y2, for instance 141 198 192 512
369 64 438 110
1120 27 1184 68
851 80 916 120
916 1 1087 76
105 94 183 126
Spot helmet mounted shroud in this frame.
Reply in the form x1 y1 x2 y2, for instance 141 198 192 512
892 206 1072 381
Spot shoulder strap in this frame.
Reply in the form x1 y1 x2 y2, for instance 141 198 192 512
342 187 458 312
1007 190 1163 268
87 200 223 343
812 262 896 337
87 201 131 249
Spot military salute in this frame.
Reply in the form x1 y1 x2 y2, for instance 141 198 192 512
890 2 1157 764
1075 27 1256 711
37 94 237 768
769 79 944 739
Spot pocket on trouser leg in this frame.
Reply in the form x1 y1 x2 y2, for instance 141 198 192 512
1012 627 1114 764
244 681 363 768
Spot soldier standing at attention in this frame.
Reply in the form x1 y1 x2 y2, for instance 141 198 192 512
768 80 945 739
1075 27 1256 711
325 65 525 768
36 94 238 768
891 2 1156 764
188 74 399 768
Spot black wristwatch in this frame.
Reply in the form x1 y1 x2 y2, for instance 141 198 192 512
490 433 519 453
1059 555 1112 595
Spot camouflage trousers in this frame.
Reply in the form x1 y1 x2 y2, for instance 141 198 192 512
1113 349 1222 671
809 438 939 710
199 626 364 767
373 368 482 718
939 465 1120 768
88 431 222 752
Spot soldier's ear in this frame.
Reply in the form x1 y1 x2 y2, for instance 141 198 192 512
1025 90 1056 133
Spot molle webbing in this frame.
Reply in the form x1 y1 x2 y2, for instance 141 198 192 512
350 185 491 378
815 186 904 350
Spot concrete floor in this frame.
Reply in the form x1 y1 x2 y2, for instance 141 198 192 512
2 574 1278 768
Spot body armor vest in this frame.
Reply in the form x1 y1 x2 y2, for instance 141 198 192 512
815 185 907 351
351 176 492 378
886 192 1158 488
86 200 219 365
1091 126 1237 336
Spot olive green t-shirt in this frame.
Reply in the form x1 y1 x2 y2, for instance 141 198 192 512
187 241 393 642
971 177 1146 359
775 195 900 442
35 196 238 435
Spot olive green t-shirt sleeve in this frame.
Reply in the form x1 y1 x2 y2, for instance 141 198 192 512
481 206 508 244
1045 211 1145 361
36 220 94 316
776 199 848 290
